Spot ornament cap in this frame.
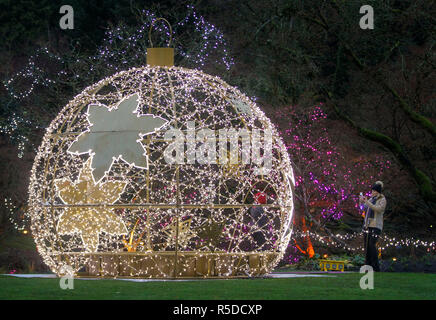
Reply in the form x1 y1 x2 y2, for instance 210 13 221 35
147 47 174 67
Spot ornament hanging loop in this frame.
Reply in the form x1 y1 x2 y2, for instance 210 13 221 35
148 17 173 48
147 18 174 67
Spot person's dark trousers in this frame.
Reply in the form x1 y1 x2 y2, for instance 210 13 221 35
364 227 381 271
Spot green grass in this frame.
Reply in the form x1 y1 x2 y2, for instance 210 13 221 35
0 272 435 300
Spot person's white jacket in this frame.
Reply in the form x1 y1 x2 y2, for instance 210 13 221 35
363 194 386 231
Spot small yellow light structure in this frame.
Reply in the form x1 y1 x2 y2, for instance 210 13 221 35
319 259 345 272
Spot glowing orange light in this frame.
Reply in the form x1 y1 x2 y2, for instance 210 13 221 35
295 217 315 258
122 218 147 252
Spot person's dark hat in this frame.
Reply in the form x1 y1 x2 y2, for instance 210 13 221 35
371 181 383 193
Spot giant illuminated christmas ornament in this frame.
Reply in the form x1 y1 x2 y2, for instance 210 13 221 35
28 19 295 278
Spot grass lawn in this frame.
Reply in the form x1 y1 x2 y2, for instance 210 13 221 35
0 272 435 300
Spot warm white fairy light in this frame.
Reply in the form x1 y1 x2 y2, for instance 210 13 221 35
0 112 37 158
28 65 295 278
294 229 436 253
4 48 62 100
5 197 29 232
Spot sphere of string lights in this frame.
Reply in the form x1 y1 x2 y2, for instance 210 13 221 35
28 63 295 278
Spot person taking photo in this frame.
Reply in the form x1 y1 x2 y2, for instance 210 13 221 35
359 181 386 272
